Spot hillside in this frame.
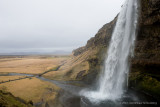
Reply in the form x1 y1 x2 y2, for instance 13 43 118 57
48 0 160 100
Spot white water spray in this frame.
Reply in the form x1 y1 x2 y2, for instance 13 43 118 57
81 0 139 102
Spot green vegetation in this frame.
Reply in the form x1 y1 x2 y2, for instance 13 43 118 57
139 76 160 95
47 66 59 72
129 72 160 100
39 66 60 77
0 90 33 107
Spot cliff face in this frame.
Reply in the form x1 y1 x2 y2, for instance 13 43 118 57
134 0 160 63
71 0 160 98
69 17 117 83
130 0 160 99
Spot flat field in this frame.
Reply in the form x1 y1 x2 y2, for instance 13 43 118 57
0 55 68 74
0 55 70 104
0 76 60 103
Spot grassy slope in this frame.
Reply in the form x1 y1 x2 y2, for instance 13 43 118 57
0 90 33 107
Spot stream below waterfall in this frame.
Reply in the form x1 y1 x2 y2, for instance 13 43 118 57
1 73 158 107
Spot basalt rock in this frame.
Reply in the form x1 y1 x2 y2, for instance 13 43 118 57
129 0 160 100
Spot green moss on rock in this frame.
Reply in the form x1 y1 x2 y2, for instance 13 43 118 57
129 72 160 100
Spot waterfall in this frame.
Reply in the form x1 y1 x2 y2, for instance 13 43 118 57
81 0 139 102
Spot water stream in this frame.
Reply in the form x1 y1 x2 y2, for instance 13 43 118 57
2 72 158 107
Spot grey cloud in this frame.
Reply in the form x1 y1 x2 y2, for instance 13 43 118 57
0 0 124 52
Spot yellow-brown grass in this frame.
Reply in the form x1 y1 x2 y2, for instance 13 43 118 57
0 76 25 82
0 76 60 103
0 56 68 74
43 50 94 80
0 55 70 104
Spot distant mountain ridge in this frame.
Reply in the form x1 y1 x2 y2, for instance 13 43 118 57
0 50 71 55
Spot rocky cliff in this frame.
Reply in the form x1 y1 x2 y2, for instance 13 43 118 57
130 0 160 100
58 17 117 83
71 0 160 99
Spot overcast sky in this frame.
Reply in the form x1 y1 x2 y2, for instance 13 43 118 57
0 0 124 53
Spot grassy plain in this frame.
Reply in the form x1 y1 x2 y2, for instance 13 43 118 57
0 55 70 104
0 55 68 74
0 76 59 103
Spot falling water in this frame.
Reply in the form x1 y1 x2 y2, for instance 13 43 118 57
81 0 139 102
